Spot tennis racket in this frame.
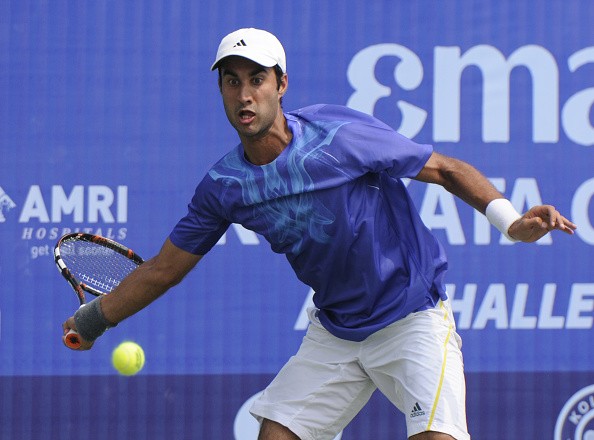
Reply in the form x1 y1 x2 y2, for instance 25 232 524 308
54 233 144 348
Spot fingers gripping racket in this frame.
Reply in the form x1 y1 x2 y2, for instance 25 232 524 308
54 233 144 348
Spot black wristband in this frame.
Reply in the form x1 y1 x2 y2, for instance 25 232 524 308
73 297 117 342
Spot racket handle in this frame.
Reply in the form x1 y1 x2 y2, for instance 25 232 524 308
63 329 82 349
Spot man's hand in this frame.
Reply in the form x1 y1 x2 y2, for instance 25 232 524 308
508 205 577 243
62 317 95 350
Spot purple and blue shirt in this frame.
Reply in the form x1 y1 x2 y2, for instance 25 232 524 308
170 104 448 341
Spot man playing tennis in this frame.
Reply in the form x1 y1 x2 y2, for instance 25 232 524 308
63 28 576 440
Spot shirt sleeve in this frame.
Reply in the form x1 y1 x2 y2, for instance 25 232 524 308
303 104 433 179
169 175 231 255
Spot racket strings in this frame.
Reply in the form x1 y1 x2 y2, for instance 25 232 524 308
59 240 139 293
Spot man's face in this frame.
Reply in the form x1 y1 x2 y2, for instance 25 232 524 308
219 56 287 141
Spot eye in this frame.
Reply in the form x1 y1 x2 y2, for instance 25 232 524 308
252 77 264 85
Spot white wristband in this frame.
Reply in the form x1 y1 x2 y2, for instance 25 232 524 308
485 198 522 242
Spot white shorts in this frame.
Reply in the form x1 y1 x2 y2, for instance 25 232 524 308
250 300 470 440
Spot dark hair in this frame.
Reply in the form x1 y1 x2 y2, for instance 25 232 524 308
273 65 285 107
218 64 285 106
272 65 284 89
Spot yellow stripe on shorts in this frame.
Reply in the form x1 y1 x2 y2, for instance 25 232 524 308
426 301 453 431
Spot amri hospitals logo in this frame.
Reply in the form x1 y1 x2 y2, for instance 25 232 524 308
1 184 129 259
0 186 16 222
555 384 594 440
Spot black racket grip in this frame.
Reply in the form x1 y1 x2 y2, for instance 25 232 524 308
63 329 82 349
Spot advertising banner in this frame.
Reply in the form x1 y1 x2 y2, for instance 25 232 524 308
1 1 592 438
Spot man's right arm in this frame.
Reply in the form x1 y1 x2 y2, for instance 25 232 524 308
62 238 202 349
100 238 202 323
414 151 576 241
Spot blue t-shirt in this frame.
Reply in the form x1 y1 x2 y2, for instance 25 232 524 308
169 104 448 341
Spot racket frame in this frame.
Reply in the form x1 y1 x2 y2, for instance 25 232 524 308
54 232 144 348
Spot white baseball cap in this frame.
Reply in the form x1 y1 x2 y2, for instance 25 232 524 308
211 28 286 73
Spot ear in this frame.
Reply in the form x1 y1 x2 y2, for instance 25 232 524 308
278 73 288 97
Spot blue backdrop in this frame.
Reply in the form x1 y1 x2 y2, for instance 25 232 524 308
1 1 593 438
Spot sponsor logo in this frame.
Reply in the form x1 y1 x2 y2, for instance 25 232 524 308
0 186 16 223
555 384 594 440
410 402 426 418
2 184 129 259
347 43 594 146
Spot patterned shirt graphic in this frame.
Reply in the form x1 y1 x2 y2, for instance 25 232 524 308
170 104 448 341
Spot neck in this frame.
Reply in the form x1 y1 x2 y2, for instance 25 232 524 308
241 113 292 165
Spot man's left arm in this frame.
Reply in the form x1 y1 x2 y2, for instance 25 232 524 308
414 151 576 242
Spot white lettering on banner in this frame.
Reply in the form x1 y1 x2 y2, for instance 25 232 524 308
554 384 594 440
568 284 594 329
295 284 594 332
418 177 551 245
18 185 128 223
417 175 594 245
22 226 127 242
25 227 128 259
347 44 427 138
2 185 130 258
448 283 594 330
563 47 594 146
434 45 558 143
347 44 594 146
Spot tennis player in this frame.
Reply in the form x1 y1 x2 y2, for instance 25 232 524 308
63 28 576 440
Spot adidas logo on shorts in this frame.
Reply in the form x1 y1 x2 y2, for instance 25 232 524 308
410 402 426 418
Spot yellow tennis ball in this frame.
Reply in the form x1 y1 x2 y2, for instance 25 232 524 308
112 341 145 376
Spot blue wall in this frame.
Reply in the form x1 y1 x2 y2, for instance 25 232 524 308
1 1 593 438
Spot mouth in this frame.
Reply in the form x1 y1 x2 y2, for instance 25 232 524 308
238 109 256 125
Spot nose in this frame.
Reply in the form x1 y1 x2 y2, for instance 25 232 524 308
238 84 253 104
